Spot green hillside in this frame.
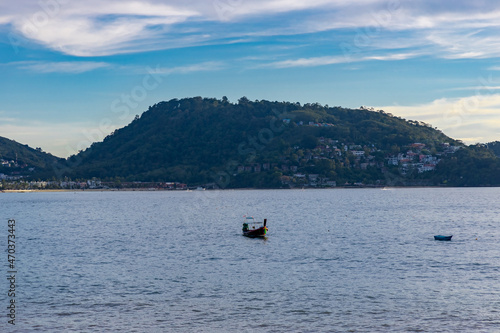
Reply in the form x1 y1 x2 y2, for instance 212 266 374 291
0 136 64 178
487 141 500 157
63 97 484 187
432 144 500 186
2 97 499 187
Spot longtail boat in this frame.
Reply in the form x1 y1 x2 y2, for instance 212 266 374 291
242 216 268 238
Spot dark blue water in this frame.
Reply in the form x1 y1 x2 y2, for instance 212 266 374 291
1 188 499 332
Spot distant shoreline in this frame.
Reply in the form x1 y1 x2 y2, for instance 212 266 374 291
2 185 497 193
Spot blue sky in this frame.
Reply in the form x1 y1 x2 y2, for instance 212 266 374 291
1 0 500 157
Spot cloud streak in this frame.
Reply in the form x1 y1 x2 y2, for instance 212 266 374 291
2 0 500 60
11 61 111 73
149 61 226 75
264 52 420 68
4 0 200 56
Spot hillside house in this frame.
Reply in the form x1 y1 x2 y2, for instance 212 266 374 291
351 150 365 157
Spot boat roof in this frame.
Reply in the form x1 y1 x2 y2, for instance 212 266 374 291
243 216 262 224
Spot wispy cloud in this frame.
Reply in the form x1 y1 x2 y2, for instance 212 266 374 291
446 86 500 92
378 94 500 144
3 1 200 56
2 0 500 59
149 61 226 75
11 61 111 73
212 0 345 20
264 52 419 68
264 56 347 68
0 15 12 25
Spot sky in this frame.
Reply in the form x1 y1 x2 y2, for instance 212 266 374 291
1 0 500 157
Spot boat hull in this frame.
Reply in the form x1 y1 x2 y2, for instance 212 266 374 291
434 235 452 241
243 226 267 238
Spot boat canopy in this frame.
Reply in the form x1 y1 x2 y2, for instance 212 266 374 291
243 216 262 224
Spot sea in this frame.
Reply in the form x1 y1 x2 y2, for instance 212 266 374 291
1 188 499 332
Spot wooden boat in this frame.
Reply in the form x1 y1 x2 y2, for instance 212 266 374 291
242 216 268 238
434 235 452 241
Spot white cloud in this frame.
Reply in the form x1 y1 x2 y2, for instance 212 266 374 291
378 94 500 144
0 15 12 25
365 52 420 61
213 0 351 20
148 61 226 75
265 52 420 68
1 0 500 58
3 0 200 56
12 61 110 73
424 27 500 59
266 56 346 68
446 86 500 92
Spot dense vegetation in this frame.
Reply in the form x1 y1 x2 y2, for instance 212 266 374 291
63 97 458 186
487 141 500 157
0 136 63 178
433 144 500 186
2 97 499 188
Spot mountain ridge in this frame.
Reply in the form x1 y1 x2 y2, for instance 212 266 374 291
2 97 499 187
61 97 491 187
0 136 64 179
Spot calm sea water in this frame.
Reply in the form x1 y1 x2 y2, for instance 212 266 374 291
1 188 499 332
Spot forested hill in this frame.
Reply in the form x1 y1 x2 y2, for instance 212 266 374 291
61 96 484 187
487 141 500 157
0 136 63 177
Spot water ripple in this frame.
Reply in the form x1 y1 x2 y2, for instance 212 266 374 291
3 188 500 332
